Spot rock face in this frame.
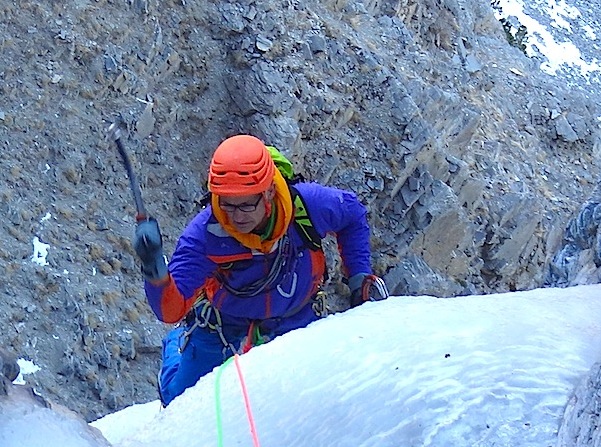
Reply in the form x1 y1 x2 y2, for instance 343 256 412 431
558 362 601 447
0 0 599 420
546 183 601 287
0 348 19 400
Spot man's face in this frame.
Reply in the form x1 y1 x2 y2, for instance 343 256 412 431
218 193 267 233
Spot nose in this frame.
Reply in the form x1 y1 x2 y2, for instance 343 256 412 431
232 208 247 219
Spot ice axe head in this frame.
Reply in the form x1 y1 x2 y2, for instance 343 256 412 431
107 122 122 142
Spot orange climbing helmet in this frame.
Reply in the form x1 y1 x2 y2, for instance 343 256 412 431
208 135 276 196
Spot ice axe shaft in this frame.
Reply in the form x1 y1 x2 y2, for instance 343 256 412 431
107 123 148 221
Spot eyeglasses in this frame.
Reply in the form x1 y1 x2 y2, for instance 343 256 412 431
219 195 263 213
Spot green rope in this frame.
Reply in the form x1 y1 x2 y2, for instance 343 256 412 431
254 326 264 346
215 355 235 447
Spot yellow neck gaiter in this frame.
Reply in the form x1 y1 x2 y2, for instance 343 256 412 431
211 168 293 253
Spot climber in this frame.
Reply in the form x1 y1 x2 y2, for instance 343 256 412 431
133 134 387 406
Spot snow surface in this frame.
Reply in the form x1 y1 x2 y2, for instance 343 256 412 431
87 284 601 447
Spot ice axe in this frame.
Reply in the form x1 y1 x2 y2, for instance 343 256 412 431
107 123 148 222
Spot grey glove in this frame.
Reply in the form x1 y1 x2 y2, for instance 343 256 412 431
133 217 168 281
348 273 390 308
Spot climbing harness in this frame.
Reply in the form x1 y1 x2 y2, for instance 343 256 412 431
178 297 237 355
178 298 272 356
179 284 327 356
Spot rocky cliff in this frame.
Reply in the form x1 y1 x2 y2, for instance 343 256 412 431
0 0 599 420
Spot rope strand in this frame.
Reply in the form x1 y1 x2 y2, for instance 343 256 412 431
215 356 234 447
234 354 261 447
215 353 261 447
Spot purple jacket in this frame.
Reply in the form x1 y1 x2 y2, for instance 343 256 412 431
145 182 372 327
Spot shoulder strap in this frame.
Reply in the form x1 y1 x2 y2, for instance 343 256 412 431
289 186 322 251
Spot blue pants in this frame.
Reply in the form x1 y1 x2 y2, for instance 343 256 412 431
158 325 245 406
158 303 320 406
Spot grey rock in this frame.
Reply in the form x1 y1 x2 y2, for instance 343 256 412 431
0 347 19 382
555 115 580 142
308 34 326 54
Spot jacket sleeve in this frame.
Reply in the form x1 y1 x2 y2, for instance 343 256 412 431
296 183 372 278
144 212 217 324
